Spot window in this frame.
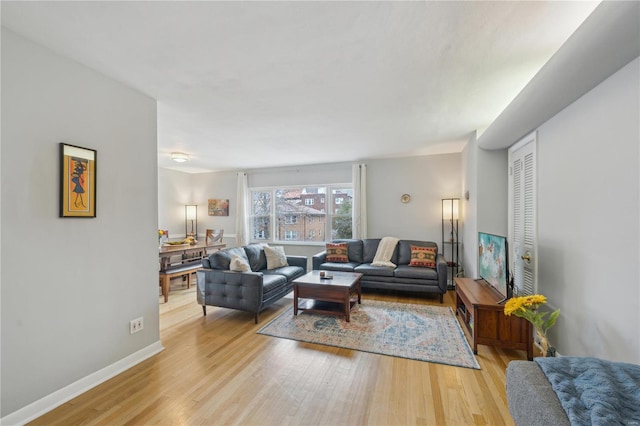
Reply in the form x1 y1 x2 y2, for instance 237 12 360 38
284 215 298 224
284 230 298 240
249 186 352 243
250 192 271 240
331 189 352 240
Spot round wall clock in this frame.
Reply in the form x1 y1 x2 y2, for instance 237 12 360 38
401 194 411 203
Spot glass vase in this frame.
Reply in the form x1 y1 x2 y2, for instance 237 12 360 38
537 331 556 357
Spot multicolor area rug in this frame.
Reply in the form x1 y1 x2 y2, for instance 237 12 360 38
258 300 480 369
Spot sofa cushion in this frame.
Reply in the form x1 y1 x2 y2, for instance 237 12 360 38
506 361 571 426
261 273 288 295
362 239 381 263
263 265 305 281
230 254 251 272
319 262 359 272
264 246 289 269
354 263 395 277
326 243 349 262
331 239 363 263
394 265 439 280
365 238 399 265
244 243 268 271
208 247 249 270
398 240 438 265
409 246 437 268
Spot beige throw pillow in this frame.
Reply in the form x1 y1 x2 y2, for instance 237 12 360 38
264 245 288 269
230 254 251 272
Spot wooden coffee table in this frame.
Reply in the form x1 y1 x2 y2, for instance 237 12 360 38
293 271 363 322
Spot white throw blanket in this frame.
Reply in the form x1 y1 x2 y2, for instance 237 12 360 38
371 236 400 268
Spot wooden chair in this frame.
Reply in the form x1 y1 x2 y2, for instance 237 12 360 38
206 229 224 245
205 229 224 257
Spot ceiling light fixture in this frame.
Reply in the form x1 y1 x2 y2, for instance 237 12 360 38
171 152 189 163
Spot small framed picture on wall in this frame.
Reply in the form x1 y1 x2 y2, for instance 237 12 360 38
59 143 97 218
208 199 229 216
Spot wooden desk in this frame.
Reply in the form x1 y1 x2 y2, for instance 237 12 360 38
454 277 533 360
159 241 226 272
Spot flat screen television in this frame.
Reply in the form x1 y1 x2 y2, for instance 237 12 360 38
478 232 510 302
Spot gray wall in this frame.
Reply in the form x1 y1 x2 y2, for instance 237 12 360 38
534 57 639 362
159 154 463 263
366 154 461 241
461 136 477 279
460 133 509 280
158 167 205 238
247 162 352 188
463 57 639 363
476 148 508 237
1 30 160 417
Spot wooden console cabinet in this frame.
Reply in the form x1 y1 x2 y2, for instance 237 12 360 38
454 277 533 360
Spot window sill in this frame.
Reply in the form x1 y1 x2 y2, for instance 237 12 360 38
250 240 327 247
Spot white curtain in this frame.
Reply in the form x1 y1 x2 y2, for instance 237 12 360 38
352 163 367 239
235 172 250 246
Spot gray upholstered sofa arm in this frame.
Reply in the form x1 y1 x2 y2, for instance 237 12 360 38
196 269 264 314
506 361 570 426
286 255 308 272
436 254 448 291
312 251 327 270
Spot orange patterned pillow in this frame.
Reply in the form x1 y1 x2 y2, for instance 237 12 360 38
326 243 349 263
409 246 437 268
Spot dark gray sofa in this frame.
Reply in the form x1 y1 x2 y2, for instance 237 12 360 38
312 239 447 302
196 244 307 323
506 360 570 426
506 357 640 425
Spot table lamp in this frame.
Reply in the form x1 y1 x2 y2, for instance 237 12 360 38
185 205 197 240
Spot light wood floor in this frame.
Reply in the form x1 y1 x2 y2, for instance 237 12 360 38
30 281 525 425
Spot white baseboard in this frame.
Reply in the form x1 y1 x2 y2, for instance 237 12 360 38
1 341 164 426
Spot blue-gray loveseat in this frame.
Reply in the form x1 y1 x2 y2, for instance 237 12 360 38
197 244 307 323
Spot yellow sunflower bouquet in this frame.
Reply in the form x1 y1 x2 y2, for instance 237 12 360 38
504 294 560 356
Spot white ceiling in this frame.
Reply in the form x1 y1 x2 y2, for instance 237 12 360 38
1 1 600 173
478 1 640 150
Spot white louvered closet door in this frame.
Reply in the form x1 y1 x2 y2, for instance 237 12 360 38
508 132 537 296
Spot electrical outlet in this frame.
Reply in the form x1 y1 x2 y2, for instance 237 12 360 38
129 317 144 334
